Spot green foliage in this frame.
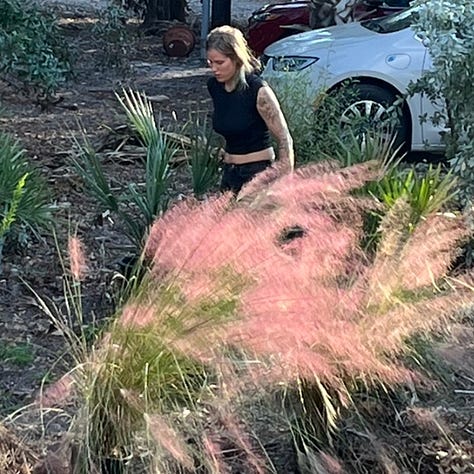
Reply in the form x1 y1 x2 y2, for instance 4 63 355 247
70 269 246 470
362 162 458 251
0 0 70 98
0 173 28 241
371 163 458 224
72 90 177 249
92 3 131 70
269 74 357 163
183 113 221 198
0 342 35 367
411 0 474 204
0 132 52 264
78 319 208 463
325 129 403 168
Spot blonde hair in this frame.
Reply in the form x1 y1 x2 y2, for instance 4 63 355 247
206 25 261 90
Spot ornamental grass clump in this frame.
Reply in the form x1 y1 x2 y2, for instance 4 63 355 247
145 161 470 387
68 159 472 472
141 160 472 456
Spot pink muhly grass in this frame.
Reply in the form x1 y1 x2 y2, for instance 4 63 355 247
68 236 87 280
119 303 156 328
217 407 268 474
37 373 74 408
202 433 231 474
144 413 194 470
227 280 400 384
397 213 469 290
145 194 233 272
142 160 473 395
360 291 465 359
147 204 282 278
238 160 379 211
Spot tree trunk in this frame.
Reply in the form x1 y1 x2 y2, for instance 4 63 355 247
211 0 232 28
143 0 186 26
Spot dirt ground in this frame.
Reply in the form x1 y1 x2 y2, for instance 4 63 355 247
0 3 473 473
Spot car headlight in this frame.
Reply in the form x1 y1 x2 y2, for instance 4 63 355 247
272 56 318 72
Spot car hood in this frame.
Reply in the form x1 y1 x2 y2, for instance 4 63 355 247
264 22 378 57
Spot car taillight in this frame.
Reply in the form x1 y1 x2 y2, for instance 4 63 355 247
250 12 283 23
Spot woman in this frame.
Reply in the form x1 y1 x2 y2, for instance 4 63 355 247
206 25 294 194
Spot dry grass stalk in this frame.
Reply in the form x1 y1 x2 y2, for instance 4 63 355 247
0 424 39 474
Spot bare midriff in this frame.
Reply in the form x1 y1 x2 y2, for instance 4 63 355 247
223 147 275 165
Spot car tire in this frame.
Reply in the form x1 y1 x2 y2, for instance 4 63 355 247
339 83 410 151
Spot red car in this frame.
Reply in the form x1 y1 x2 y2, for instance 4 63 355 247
246 0 410 55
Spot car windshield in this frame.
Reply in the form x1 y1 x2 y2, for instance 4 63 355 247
361 7 416 34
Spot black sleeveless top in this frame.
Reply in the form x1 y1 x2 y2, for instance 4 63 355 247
207 73 271 155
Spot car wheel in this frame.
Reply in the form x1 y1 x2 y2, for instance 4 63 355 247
339 83 410 151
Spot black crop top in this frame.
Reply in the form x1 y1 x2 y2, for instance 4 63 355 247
207 74 271 155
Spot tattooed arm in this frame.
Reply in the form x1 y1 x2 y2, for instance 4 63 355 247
256 86 295 172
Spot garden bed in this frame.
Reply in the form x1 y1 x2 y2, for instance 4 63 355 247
0 5 473 473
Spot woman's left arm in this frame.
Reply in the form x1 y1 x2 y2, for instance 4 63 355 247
257 85 294 172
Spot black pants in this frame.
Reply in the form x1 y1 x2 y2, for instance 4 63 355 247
220 160 272 194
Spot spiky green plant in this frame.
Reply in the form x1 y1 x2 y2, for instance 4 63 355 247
373 163 458 224
183 112 221 198
324 129 404 169
361 163 459 252
72 90 178 249
0 133 52 266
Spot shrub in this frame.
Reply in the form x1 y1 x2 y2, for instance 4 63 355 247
0 0 70 99
411 0 474 205
269 74 358 163
324 129 403 168
92 3 132 70
371 163 458 224
362 162 459 251
0 133 52 266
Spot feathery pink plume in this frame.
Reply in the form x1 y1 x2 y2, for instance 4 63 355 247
144 413 194 470
119 303 155 328
68 236 87 280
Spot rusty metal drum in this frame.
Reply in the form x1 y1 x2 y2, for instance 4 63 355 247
163 25 196 57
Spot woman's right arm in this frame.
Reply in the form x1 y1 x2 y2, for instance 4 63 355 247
256 86 294 172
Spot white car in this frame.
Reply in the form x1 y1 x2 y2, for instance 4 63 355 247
261 7 444 152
